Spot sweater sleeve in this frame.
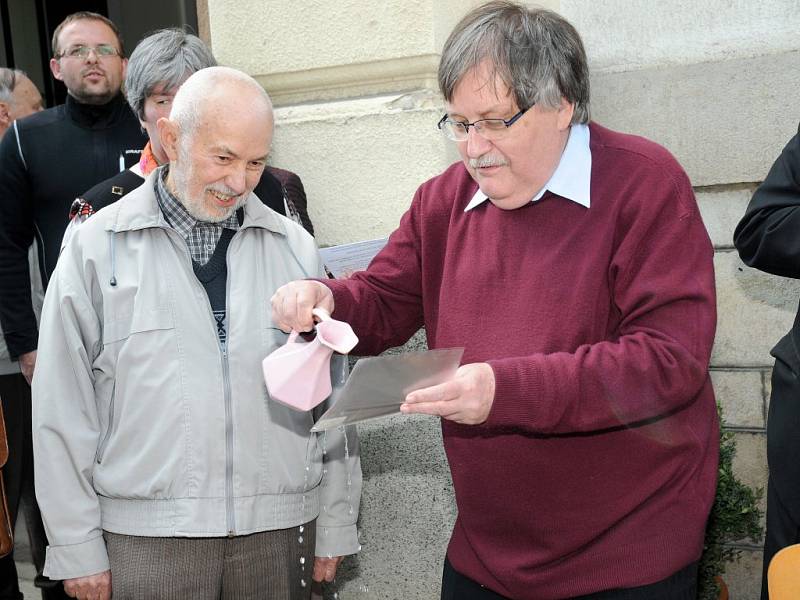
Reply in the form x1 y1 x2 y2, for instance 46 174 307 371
733 125 800 277
485 164 716 434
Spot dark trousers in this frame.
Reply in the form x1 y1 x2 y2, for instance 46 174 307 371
0 373 68 600
441 557 698 600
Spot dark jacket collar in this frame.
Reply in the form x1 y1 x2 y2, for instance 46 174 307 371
65 93 131 130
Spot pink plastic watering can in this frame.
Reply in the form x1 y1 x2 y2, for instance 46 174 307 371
262 308 359 411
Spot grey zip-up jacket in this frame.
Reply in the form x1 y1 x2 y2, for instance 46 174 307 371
32 172 361 580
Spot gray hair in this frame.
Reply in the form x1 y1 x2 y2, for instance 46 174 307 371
0 68 26 106
125 28 216 121
438 1 590 124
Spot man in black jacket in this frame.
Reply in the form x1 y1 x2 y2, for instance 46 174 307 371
0 11 146 386
734 125 800 599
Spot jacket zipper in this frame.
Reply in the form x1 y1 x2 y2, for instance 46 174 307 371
222 231 238 537
163 226 237 536
222 342 235 536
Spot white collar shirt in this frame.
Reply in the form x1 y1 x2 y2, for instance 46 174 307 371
463 122 592 212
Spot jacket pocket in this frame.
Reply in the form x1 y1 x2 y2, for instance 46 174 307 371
96 380 116 464
103 307 174 344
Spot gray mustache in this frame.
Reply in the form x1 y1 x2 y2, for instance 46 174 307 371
469 156 508 168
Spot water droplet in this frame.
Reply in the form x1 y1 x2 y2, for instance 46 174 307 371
322 504 327 513
326 553 332 559
298 536 304 543
349 507 353 515
300 579 306 588
299 525 304 533
323 527 329 537
300 556 305 564
333 594 339 600
305 465 310 471
360 584 370 593
357 544 362 551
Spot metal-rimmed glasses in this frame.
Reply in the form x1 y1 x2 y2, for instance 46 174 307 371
437 106 531 142
57 44 120 60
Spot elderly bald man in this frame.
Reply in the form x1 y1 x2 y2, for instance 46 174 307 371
32 66 361 600
0 68 43 138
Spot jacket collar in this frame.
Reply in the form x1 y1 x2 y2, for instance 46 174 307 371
105 170 289 236
65 93 131 130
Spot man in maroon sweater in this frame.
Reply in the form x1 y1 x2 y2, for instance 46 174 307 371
272 2 718 598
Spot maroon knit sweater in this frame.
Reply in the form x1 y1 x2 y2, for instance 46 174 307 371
326 122 718 599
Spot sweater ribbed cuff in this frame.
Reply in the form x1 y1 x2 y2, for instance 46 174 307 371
485 355 549 432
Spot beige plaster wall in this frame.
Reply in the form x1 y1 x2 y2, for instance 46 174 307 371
207 0 489 105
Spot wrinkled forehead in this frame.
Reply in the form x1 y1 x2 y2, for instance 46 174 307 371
181 109 272 156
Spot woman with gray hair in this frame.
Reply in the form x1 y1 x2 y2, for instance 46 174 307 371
70 28 313 243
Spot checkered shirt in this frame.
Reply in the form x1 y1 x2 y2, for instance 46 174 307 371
155 166 240 265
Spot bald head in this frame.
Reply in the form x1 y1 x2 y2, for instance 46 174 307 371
156 66 274 223
169 66 273 140
0 68 44 138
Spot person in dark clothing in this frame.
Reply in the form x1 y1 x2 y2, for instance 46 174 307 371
68 29 313 246
733 123 800 600
0 11 146 385
0 67 46 600
0 12 145 600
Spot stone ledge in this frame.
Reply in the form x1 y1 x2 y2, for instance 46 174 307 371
256 55 442 107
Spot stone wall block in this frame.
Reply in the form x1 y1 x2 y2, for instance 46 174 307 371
590 51 800 187
730 431 768 532
711 370 765 429
722 548 764 600
272 94 454 245
560 0 800 73
712 251 800 367
764 369 772 414
336 415 455 599
696 187 756 250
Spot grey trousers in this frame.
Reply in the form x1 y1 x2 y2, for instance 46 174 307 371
104 521 316 600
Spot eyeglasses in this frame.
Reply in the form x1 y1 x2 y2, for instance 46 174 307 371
437 106 531 142
57 44 120 59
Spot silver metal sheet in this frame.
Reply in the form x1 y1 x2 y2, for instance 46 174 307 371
310 347 464 432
